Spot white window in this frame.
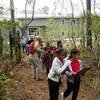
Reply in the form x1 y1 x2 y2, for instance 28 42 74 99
61 19 65 24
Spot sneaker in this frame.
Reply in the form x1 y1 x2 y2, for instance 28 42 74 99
61 92 65 100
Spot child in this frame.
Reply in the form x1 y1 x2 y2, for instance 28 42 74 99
48 48 71 100
61 48 83 100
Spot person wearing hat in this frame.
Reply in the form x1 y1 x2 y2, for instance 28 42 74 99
48 48 71 100
61 48 83 100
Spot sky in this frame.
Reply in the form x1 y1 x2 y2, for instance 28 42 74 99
0 0 100 18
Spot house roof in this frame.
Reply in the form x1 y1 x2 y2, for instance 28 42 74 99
27 16 81 27
28 18 47 27
17 15 80 20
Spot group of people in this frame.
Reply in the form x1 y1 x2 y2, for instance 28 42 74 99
48 48 83 100
20 35 34 55
21 35 84 100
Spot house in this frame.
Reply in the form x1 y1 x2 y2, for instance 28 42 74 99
17 16 82 40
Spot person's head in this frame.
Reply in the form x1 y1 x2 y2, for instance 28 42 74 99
46 42 50 47
35 36 43 44
56 48 65 61
46 46 51 53
30 35 34 40
57 40 63 48
70 48 80 60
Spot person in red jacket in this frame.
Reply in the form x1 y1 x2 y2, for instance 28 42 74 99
61 48 83 100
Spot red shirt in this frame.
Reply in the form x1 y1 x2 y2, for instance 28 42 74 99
71 59 80 73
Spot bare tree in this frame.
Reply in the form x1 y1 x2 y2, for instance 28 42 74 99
25 0 28 24
52 0 60 16
86 0 92 49
32 0 36 20
0 7 3 56
25 0 36 20
80 0 86 48
94 0 96 14
10 0 16 59
70 0 74 18
59 0 64 15
0 28 3 56
23 0 36 32
70 0 76 48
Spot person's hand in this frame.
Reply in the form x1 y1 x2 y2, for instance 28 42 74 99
72 73 81 79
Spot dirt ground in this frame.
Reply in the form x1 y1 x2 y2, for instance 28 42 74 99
7 58 100 100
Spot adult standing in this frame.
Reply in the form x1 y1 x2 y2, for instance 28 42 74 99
20 35 28 54
29 36 43 80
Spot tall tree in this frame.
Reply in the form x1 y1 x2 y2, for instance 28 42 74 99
32 0 36 20
70 0 76 48
0 28 3 56
86 0 92 49
10 0 16 59
94 0 96 14
52 0 60 16
10 0 21 63
80 0 86 48
24 0 36 24
10 0 16 36
25 0 28 24
0 7 3 56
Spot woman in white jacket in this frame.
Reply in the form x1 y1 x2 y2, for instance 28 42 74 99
48 48 70 100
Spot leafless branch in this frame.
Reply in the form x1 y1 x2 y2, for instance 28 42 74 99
32 0 36 20
25 0 28 24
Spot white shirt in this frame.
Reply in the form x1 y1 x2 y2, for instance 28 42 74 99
48 57 71 82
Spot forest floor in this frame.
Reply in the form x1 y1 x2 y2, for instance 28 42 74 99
6 56 100 100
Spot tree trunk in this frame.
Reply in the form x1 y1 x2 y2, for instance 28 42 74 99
10 0 16 37
52 0 60 16
70 0 77 48
10 0 16 60
81 19 85 48
86 0 92 49
15 31 21 64
32 0 36 20
80 0 86 48
9 31 13 59
0 28 3 56
25 0 28 24
94 0 96 14
10 0 21 63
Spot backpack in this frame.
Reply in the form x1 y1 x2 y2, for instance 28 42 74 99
29 42 35 54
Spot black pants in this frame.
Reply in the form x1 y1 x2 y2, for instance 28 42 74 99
48 78 59 100
64 79 80 100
